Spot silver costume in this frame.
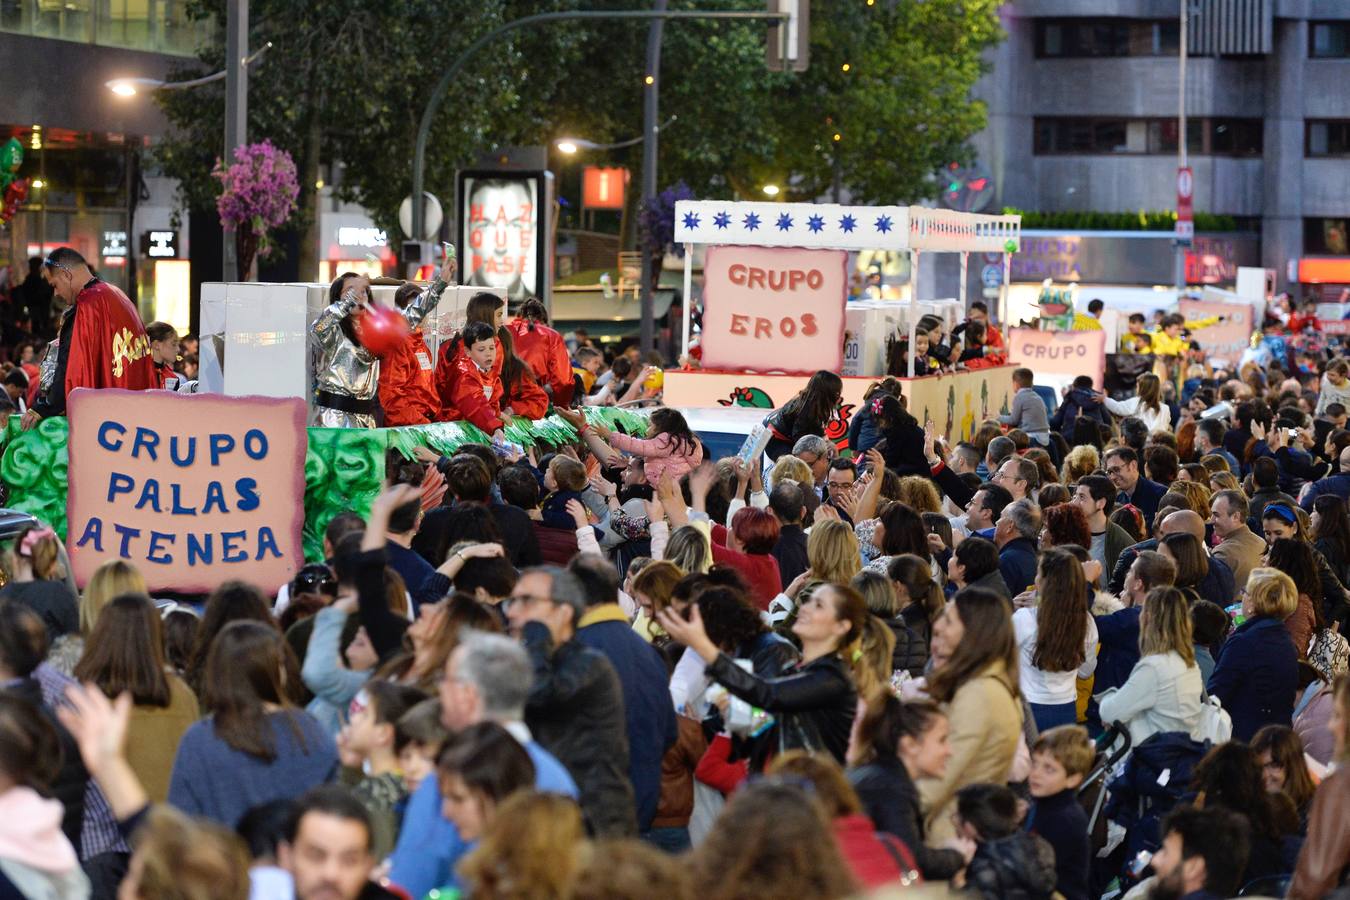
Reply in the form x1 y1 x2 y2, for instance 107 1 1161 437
310 279 448 428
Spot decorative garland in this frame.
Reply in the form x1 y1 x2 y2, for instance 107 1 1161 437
1 407 651 563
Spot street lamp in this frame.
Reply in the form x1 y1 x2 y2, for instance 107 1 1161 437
762 184 781 196
554 117 678 154
106 42 272 97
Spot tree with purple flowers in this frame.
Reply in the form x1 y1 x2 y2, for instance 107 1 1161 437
213 141 300 280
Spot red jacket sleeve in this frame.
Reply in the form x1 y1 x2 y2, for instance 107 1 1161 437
449 358 505 434
380 343 432 427
508 371 549 420
695 734 748 795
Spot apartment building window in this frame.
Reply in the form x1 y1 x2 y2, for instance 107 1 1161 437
1035 118 1130 154
1036 19 1180 57
1036 117 1262 156
1305 218 1350 255
1308 121 1350 156
1310 22 1350 58
0 0 211 56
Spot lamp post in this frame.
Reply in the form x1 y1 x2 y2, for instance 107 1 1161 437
554 116 678 154
105 43 270 95
107 32 272 282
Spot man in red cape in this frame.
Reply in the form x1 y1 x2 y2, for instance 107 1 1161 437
23 247 155 429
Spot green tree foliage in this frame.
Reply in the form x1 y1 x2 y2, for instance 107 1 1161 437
157 0 1002 239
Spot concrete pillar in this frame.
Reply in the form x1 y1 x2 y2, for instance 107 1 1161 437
1262 17 1305 293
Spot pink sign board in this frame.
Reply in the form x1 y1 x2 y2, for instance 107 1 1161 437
66 389 307 593
1008 328 1107 388
701 245 847 375
1178 299 1252 362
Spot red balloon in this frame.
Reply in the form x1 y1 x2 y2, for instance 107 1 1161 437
8 178 28 203
354 305 410 356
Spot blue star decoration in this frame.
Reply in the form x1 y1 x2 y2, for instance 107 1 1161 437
807 214 826 234
713 211 731 229
681 211 700 230
875 215 893 234
839 214 857 233
776 213 794 232
743 212 761 231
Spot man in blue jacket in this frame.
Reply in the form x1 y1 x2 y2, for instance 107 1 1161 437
994 498 1041 596
388 630 578 899
568 554 678 835
1105 447 1168 536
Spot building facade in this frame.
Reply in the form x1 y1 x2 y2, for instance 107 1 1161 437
0 2 212 330
973 0 1350 294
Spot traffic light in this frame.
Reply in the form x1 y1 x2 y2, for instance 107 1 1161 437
766 0 809 72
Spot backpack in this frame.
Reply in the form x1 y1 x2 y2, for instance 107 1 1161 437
1193 694 1233 744
1309 627 1350 682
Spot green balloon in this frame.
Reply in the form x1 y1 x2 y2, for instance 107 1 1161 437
1003 238 1019 254
0 137 22 175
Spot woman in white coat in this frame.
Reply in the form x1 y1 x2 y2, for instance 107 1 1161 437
1098 585 1203 746
1100 372 1171 435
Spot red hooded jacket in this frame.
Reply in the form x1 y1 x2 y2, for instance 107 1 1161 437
379 332 440 426
507 318 573 405
504 367 549 420
435 335 502 415
441 351 506 434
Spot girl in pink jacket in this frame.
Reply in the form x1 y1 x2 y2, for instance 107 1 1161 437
582 407 704 484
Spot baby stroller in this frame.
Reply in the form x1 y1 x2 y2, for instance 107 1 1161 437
1092 730 1212 897
1076 723 1131 859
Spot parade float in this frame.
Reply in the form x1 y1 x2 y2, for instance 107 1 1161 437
0 277 648 590
665 200 1023 445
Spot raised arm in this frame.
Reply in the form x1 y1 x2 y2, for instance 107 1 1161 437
399 256 457 330
313 277 366 351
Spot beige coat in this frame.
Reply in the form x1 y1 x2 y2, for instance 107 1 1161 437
1212 525 1266 589
918 660 1023 843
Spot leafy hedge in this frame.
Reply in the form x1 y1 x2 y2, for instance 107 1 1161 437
1004 209 1244 232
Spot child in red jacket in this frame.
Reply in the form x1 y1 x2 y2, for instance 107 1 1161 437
441 321 506 439
378 283 441 426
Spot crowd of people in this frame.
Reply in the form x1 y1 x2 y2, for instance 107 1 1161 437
1 256 1350 899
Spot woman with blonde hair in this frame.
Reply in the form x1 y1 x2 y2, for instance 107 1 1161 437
1103 372 1172 433
808 520 862 586
1208 568 1300 741
47 558 148 676
458 791 585 900
1208 471 1240 493
769 456 814 491
664 525 712 575
1098 586 1202 745
895 476 941 515
1169 479 1213 518
1060 444 1100 485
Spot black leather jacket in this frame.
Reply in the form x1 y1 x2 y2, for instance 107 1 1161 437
706 650 856 764
520 621 637 838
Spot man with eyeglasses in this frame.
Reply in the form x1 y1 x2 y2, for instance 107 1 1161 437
824 458 857 523
963 483 1012 541
23 247 155 430
505 566 637 838
1103 447 1167 536
388 629 577 898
